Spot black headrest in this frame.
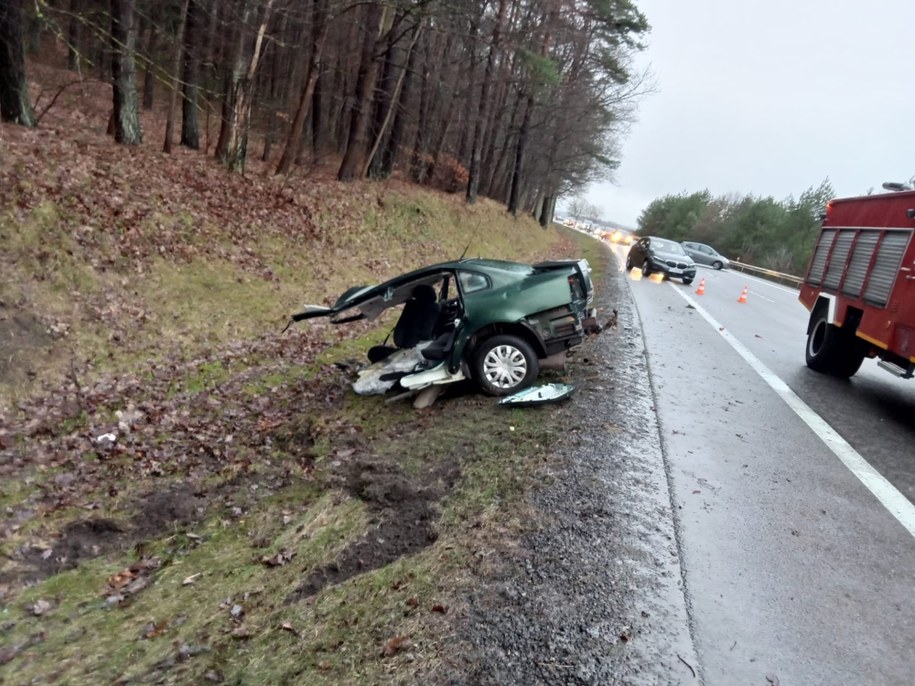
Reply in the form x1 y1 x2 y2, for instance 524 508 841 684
412 284 437 303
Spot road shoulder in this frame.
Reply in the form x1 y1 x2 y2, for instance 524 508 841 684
435 243 699 685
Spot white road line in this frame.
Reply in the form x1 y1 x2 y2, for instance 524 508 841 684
747 289 776 304
670 284 915 540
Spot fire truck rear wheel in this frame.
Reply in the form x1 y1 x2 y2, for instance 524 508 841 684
805 312 865 377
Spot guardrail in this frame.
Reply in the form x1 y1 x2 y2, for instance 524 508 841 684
728 261 803 288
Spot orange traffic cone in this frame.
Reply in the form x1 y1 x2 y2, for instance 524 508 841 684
737 286 748 303
695 278 705 295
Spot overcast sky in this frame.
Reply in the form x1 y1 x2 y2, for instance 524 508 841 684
584 0 915 229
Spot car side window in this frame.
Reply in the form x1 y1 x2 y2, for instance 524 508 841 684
458 270 490 294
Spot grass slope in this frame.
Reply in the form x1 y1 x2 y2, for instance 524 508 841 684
0 60 614 684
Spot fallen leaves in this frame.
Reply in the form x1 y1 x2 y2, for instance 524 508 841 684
103 557 161 604
381 635 411 658
260 549 296 567
278 621 299 636
141 620 168 640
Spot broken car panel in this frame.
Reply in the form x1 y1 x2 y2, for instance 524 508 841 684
289 258 600 397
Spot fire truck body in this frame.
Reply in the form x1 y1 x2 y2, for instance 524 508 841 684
799 189 915 379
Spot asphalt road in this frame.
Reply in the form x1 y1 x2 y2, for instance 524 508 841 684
608 244 915 685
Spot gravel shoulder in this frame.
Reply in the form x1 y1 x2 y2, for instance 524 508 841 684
436 244 700 685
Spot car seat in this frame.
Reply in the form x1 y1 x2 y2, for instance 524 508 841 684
367 284 441 363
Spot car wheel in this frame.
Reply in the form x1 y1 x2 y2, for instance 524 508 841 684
682 277 693 285
805 310 865 377
712 261 723 270
641 259 651 276
625 255 632 270
474 335 539 396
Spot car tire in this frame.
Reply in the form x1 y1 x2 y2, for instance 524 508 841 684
625 255 632 270
805 310 865 377
474 335 539 396
641 259 651 276
682 277 693 285
712 261 723 270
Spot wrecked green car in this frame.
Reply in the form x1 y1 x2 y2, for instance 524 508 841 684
289 258 599 397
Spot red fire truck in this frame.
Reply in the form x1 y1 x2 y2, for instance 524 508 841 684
799 187 915 379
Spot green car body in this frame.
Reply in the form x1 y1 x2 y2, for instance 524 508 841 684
291 258 597 395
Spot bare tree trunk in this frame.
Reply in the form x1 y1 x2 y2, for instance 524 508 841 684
507 94 532 215
0 0 36 126
140 11 157 110
425 114 454 184
337 2 387 181
275 0 328 175
204 98 211 153
180 0 202 149
222 0 276 172
110 0 142 144
421 35 460 183
261 110 275 161
23 4 40 55
364 23 421 177
329 27 352 148
466 0 506 204
408 42 430 183
310 60 324 155
539 192 555 227
380 22 420 177
164 0 191 153
481 61 515 196
215 3 241 162
365 24 397 179
455 18 479 168
67 0 81 70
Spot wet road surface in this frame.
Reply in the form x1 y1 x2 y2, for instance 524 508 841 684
611 245 915 685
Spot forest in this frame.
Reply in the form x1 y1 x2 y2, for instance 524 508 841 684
0 0 649 224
